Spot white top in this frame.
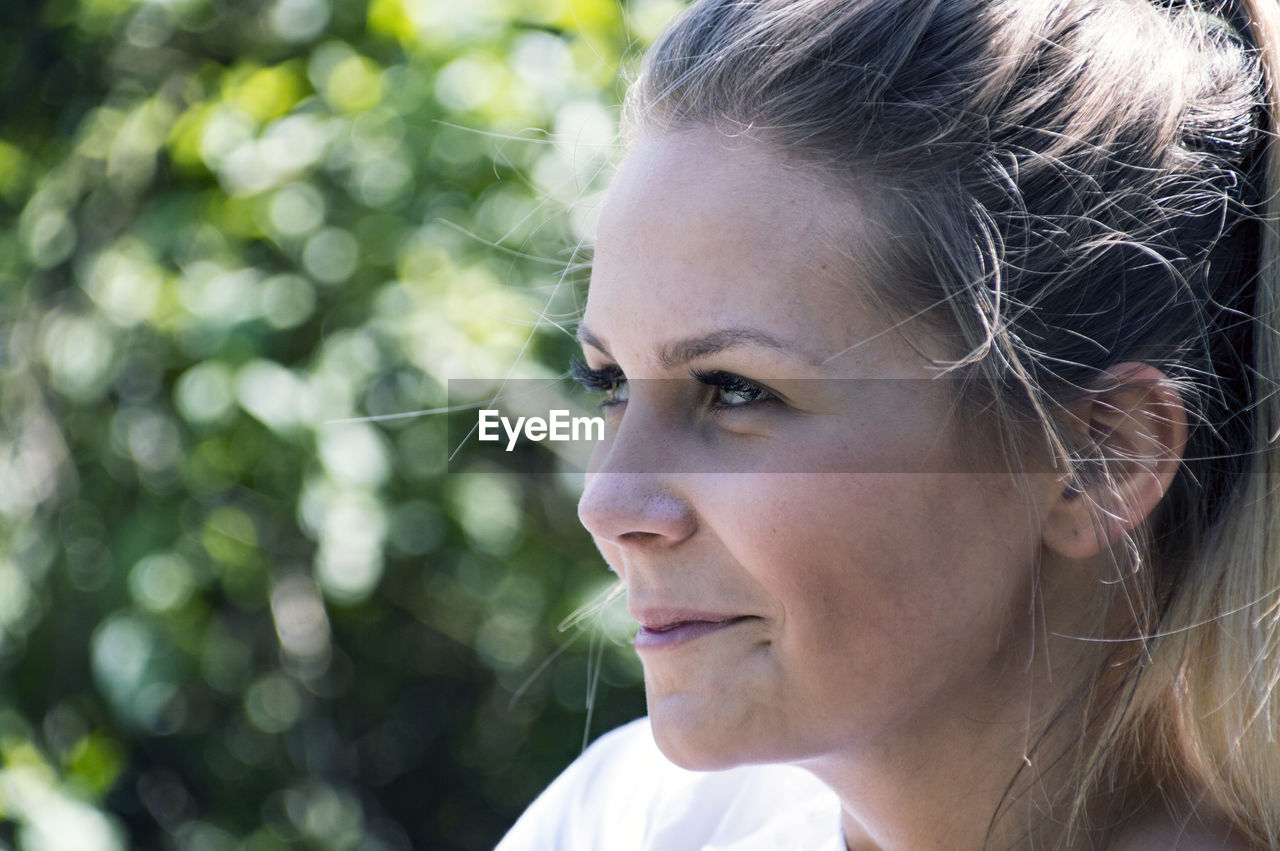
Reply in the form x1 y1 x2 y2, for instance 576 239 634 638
496 717 845 850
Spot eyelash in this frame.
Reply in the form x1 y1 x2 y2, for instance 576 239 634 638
690 368 778 410
569 359 628 408
568 359 778 412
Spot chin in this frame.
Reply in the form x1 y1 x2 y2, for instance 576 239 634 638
647 694 769 771
651 723 742 771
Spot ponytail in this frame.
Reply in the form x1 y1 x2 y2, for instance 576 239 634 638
1145 0 1280 842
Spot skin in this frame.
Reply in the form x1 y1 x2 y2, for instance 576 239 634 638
574 127 1226 850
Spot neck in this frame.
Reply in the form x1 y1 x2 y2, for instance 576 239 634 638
803 633 1117 851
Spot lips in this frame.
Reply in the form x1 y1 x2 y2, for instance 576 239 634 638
631 609 754 650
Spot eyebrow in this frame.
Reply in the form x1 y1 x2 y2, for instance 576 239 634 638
577 324 822 368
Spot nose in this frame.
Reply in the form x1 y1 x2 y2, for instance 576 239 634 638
577 473 697 549
576 404 697 548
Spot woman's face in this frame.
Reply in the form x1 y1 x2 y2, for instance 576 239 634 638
576 128 1064 774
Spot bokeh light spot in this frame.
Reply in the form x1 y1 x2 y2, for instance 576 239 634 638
39 312 118 403
312 489 387 604
270 575 331 661
301 227 358 284
175 360 236 425
244 675 304 734
448 476 521 555
259 274 317 329
268 182 325 237
270 0 331 42
128 553 197 612
317 422 389 488
235 360 305 433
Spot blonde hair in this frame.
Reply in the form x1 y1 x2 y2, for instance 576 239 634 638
623 0 1280 845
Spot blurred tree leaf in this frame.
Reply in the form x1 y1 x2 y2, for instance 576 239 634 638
0 0 661 847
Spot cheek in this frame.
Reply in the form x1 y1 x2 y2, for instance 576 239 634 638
727 474 1033 665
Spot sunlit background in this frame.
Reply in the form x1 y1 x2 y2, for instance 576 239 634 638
0 0 679 847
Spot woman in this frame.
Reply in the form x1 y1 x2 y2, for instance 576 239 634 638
499 0 1280 848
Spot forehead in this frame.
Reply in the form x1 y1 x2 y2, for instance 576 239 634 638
585 128 907 374
602 129 831 245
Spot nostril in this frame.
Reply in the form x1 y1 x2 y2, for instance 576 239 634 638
617 530 665 545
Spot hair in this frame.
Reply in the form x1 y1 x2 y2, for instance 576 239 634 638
620 0 1280 847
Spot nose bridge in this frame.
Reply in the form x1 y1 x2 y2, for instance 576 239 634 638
577 400 696 546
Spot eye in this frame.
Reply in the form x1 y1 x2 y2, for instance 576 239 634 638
690 368 778 411
569 358 629 409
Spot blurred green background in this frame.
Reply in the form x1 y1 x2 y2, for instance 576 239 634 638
0 0 678 847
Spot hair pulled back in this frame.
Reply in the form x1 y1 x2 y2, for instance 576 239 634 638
624 0 1280 845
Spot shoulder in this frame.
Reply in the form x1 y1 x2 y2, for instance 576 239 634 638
1108 805 1262 851
496 717 842 851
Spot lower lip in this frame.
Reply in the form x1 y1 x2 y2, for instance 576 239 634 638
634 617 750 650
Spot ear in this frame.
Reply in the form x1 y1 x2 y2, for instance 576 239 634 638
1041 363 1188 560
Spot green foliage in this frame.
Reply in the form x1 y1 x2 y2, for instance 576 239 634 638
0 0 683 846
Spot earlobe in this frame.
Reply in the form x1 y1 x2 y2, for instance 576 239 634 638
1041 363 1188 561
1043 480 1127 560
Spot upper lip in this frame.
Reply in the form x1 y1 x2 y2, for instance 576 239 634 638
630 607 750 631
